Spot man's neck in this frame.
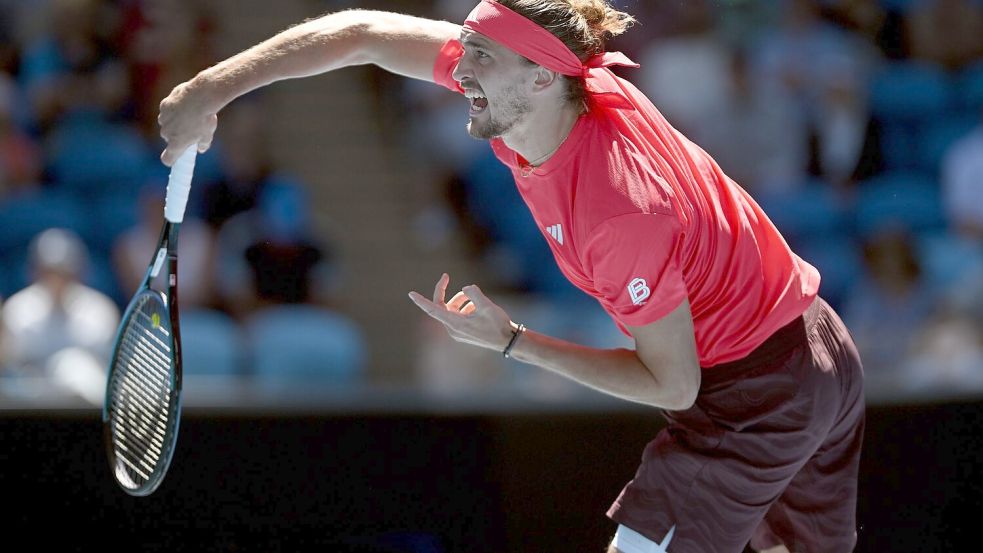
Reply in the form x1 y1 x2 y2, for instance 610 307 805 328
502 101 582 166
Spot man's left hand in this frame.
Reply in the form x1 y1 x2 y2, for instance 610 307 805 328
408 273 516 352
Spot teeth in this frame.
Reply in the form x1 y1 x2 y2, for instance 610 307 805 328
464 90 486 100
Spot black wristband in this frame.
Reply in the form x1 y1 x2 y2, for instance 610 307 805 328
503 324 526 359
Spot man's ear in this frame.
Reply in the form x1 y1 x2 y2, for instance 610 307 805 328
532 66 560 91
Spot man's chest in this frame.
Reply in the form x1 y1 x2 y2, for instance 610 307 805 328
524 199 598 294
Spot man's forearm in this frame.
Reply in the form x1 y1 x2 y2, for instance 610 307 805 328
188 11 375 112
406 281 700 410
158 10 457 164
187 10 458 113
507 328 694 410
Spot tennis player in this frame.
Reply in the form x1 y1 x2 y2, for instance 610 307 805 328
158 2 865 551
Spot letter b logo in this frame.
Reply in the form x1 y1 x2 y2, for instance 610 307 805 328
627 277 650 306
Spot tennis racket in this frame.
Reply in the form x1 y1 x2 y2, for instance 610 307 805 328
103 145 197 496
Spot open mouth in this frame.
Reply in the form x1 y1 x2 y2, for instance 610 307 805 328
464 89 488 115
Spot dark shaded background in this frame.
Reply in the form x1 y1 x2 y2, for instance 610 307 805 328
3 401 980 552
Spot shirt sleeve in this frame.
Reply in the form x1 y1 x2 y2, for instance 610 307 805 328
432 38 464 93
583 213 688 328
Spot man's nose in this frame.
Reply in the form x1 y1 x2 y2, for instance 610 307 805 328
451 59 471 83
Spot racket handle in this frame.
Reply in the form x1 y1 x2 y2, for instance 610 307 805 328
164 145 198 223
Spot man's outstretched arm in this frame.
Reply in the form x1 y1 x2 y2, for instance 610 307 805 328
158 10 460 164
409 274 701 411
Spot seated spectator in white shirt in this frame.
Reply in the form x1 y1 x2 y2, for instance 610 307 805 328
0 228 119 404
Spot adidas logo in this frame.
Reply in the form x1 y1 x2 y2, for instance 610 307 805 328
546 224 564 245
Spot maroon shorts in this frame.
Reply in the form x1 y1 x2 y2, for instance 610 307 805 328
608 297 865 553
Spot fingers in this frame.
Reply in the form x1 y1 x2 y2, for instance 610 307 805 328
408 291 454 324
411 276 490 323
162 138 212 166
158 87 217 165
438 283 488 316
198 114 218 153
446 291 469 311
160 122 216 165
463 284 490 308
160 146 184 167
432 273 449 305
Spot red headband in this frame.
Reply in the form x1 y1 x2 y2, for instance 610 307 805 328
462 0 639 108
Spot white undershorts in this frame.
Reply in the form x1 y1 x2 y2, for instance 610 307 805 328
612 524 676 553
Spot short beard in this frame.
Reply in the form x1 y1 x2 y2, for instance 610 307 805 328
466 85 530 140
467 118 509 140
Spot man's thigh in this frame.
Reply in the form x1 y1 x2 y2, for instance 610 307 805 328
608 347 847 550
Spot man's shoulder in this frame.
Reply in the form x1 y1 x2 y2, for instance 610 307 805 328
572 125 676 221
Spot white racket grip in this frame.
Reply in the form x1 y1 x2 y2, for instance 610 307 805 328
164 145 198 223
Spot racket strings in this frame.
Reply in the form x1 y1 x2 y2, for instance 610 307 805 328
107 296 177 489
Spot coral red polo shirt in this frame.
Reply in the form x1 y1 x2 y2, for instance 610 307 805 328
434 39 819 367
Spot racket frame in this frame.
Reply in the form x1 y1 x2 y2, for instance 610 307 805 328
102 220 184 496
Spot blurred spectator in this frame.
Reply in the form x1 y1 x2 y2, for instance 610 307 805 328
900 301 983 397
112 181 215 308
749 0 881 192
619 0 732 62
0 228 119 404
941 110 983 240
808 56 879 189
399 0 494 254
841 227 937 395
636 0 732 142
214 181 340 319
0 2 19 76
197 98 283 230
18 0 126 130
117 0 217 137
700 48 808 195
751 0 876 127
0 76 43 199
27 2 153 205
905 0 983 71
820 0 888 45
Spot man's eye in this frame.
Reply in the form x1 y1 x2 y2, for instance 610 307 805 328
476 50 489 59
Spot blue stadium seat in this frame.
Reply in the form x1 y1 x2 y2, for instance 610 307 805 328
917 115 978 174
180 309 246 376
915 231 983 291
795 235 863 310
84 252 123 304
870 62 954 124
878 0 917 12
81 194 140 258
855 172 946 237
754 182 850 241
0 190 90 254
45 111 155 200
958 60 983 111
878 120 918 172
245 305 367 384
0 252 28 298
